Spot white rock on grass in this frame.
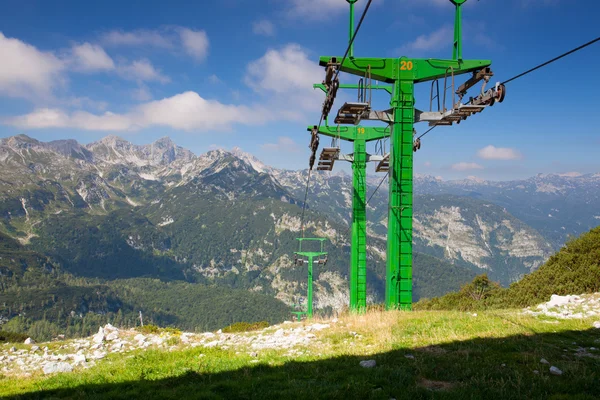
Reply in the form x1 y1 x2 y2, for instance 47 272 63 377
92 327 105 344
24 338 35 344
593 321 600 329
134 334 146 343
43 362 73 375
549 366 563 376
105 331 119 341
73 354 86 365
359 360 376 368
540 358 550 365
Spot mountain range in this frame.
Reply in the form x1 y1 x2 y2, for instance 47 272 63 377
1 134 598 328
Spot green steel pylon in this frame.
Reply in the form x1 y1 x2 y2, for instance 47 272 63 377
307 0 501 311
294 238 328 319
308 93 391 314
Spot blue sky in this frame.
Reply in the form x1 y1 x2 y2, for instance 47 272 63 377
0 0 598 181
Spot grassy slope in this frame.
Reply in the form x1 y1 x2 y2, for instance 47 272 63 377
415 225 600 311
1 309 599 399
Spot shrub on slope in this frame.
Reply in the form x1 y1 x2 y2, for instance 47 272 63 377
415 226 600 311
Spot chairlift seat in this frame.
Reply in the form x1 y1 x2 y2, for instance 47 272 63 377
375 153 390 172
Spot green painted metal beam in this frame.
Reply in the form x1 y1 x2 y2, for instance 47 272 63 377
318 56 491 83
307 125 390 142
313 83 393 95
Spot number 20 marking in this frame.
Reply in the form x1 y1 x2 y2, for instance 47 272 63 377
400 61 413 71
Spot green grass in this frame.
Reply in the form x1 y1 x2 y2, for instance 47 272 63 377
1 309 599 399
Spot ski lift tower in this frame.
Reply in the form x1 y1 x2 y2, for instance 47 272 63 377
294 238 328 319
308 0 505 310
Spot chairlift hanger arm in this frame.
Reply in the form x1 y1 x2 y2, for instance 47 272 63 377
318 57 492 83
306 125 390 142
313 83 393 95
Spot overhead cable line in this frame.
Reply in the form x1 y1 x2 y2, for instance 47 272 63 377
502 36 600 85
300 0 374 238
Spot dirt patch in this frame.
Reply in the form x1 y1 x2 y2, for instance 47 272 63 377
419 378 455 391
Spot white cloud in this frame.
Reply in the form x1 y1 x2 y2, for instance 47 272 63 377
208 74 222 84
286 0 347 19
244 44 323 118
117 59 170 83
0 32 66 100
101 29 174 48
178 28 209 62
451 162 484 171
69 43 115 72
130 86 153 102
253 20 276 36
477 145 522 160
6 91 275 132
397 25 453 54
262 136 300 153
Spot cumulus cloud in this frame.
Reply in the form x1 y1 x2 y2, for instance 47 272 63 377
69 43 115 72
451 162 484 171
477 145 522 160
252 20 276 36
245 44 323 118
0 32 66 100
178 28 209 62
397 25 453 54
117 59 170 83
101 29 174 48
286 0 347 19
207 74 222 84
6 91 275 132
262 136 300 153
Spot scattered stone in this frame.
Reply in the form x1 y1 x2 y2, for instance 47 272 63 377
250 352 258 358
93 350 106 360
331 318 339 323
204 341 220 348
9 347 16 352
405 354 415 360
43 362 72 375
533 370 539 374
92 328 105 344
472 313 478 317
359 360 376 368
274 329 284 337
540 358 550 365
217 329 222 334
549 366 563 376
134 334 146 343
310 323 330 331
307 333 316 339
31 346 40 352
501 364 506 367
105 331 119 341
24 337 35 345
73 354 86 364
593 321 600 329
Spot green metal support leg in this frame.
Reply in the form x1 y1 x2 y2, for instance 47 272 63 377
351 139 367 312
386 79 414 310
307 255 314 318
